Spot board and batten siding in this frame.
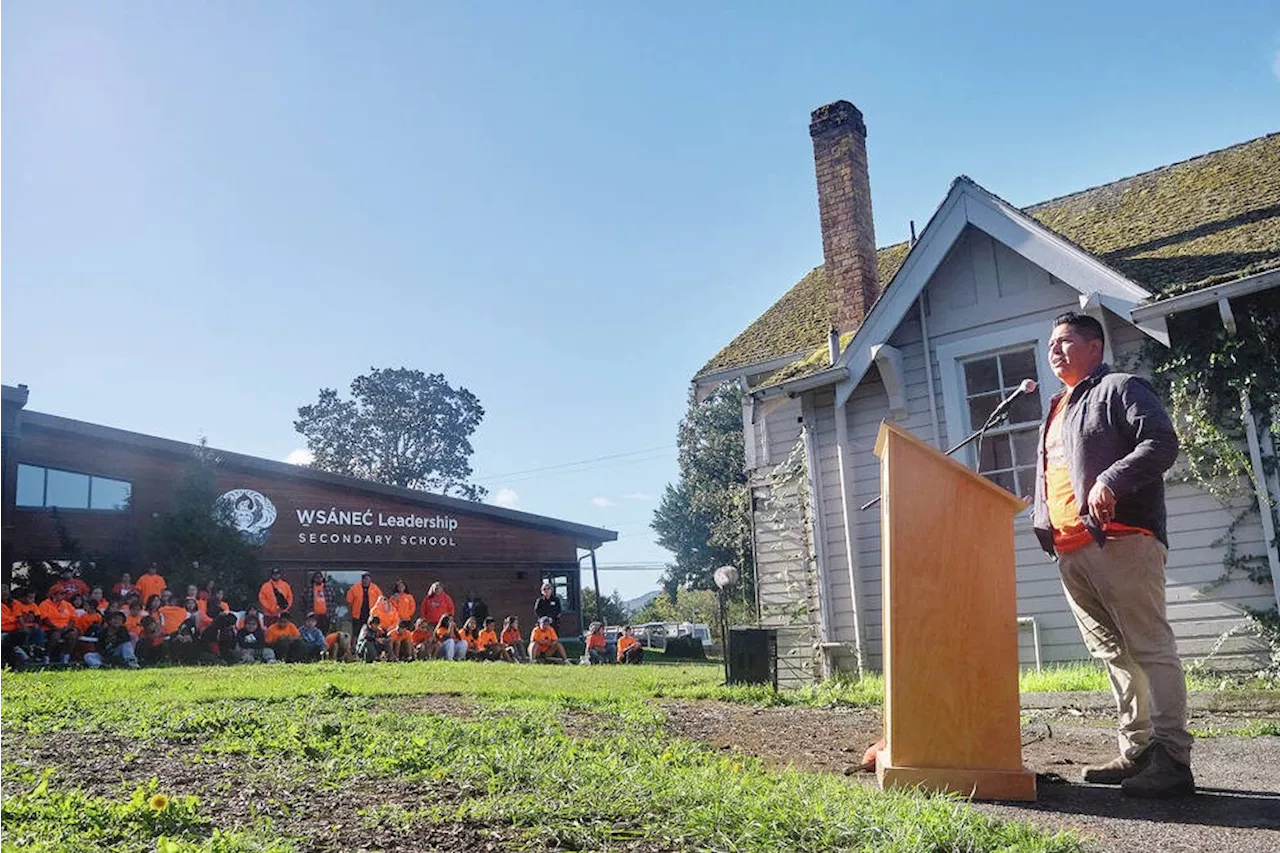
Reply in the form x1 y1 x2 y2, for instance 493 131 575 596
755 224 1274 681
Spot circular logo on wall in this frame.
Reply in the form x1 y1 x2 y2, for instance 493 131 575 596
217 488 277 545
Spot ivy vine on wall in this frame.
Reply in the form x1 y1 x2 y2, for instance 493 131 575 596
1143 288 1280 587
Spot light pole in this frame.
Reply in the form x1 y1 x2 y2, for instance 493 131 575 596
713 565 739 684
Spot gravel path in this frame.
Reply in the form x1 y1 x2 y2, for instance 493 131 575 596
661 694 1280 853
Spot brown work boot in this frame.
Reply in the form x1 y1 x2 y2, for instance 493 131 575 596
1121 743 1195 799
1081 747 1152 784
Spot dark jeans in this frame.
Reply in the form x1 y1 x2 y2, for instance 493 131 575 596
620 646 643 665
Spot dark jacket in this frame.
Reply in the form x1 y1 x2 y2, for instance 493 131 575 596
1033 364 1179 556
534 594 562 627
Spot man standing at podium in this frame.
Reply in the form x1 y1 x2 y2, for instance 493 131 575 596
1035 312 1194 799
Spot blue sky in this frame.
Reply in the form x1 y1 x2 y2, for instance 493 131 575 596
3 1 1278 599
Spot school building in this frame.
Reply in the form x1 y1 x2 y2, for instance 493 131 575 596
1 385 616 636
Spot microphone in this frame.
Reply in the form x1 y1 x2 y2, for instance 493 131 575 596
982 379 1038 428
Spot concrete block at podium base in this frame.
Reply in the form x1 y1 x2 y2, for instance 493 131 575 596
876 751 1037 802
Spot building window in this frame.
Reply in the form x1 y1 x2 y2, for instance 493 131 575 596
541 569 579 612
14 464 132 511
960 347 1042 496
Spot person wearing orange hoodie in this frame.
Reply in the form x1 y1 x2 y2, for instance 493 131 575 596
345 573 383 640
136 564 167 605
307 572 335 633
388 580 416 624
257 568 294 626
368 594 400 648
39 588 80 664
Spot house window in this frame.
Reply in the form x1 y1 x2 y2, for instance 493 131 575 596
960 347 1042 496
14 464 133 511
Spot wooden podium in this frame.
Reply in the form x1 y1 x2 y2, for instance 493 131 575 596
873 421 1036 801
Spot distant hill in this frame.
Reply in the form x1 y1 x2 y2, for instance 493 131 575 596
623 589 662 615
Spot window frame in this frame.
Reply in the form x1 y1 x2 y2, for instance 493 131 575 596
936 321 1057 476
13 463 133 512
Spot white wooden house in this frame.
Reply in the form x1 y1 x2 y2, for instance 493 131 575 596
694 101 1280 685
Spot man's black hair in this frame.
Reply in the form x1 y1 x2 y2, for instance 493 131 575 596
1052 311 1106 344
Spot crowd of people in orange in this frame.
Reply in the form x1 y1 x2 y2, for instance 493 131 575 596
2 566 646 669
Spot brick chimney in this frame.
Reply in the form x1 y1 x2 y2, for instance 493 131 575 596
810 100 879 335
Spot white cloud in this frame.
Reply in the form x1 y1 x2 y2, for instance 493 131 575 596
284 448 314 466
590 496 616 507
493 488 520 508
622 492 654 502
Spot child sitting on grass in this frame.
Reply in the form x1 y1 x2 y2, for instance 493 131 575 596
410 618 437 660
475 617 509 662
136 615 166 666
529 616 567 664
265 611 302 662
616 626 643 665
236 613 276 664
584 622 607 665
325 628 353 662
297 613 327 662
357 615 389 662
388 620 414 662
99 610 139 669
501 615 527 662
459 617 480 660
435 615 466 661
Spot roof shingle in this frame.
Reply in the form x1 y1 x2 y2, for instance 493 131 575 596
696 132 1280 380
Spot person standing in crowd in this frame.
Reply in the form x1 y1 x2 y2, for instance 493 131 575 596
258 568 293 627
48 566 90 600
534 582 562 632
420 582 454 627
616 626 643 664
136 563 167 605
345 572 383 640
461 590 488 626
389 580 416 624
111 572 138 603
1035 312 1191 799
308 572 334 632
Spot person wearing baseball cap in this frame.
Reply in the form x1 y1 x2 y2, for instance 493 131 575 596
528 615 567 664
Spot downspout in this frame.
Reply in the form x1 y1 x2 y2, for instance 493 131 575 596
917 295 942 448
1217 296 1280 612
833 385 866 676
800 394 836 679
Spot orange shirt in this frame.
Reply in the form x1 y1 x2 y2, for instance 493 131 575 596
1045 398 1150 553
500 628 522 645
1 601 18 632
38 599 77 629
13 600 40 622
531 625 558 650
388 626 412 644
458 629 477 650
476 628 499 649
76 610 103 634
434 625 450 641
311 584 328 615
586 632 605 651
326 631 343 647
136 573 166 604
390 592 416 622
410 628 433 646
616 635 639 661
266 622 301 644
369 598 399 630
158 605 189 636
345 583 383 619
125 612 144 637
258 580 294 615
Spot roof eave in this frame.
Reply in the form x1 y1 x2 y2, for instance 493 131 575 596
750 365 849 400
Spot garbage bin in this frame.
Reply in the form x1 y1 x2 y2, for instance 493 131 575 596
727 627 777 689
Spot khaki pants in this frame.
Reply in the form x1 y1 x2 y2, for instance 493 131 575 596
1058 534 1193 765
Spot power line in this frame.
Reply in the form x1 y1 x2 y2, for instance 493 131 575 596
472 445 675 484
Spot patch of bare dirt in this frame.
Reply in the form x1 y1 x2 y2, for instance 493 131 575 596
660 700 1280 853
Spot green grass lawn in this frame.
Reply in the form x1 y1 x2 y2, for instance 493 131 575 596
1 662 1089 853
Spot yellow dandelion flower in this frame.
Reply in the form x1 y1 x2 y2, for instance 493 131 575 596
148 793 170 811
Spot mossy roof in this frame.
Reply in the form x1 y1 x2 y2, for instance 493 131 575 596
696 132 1280 381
